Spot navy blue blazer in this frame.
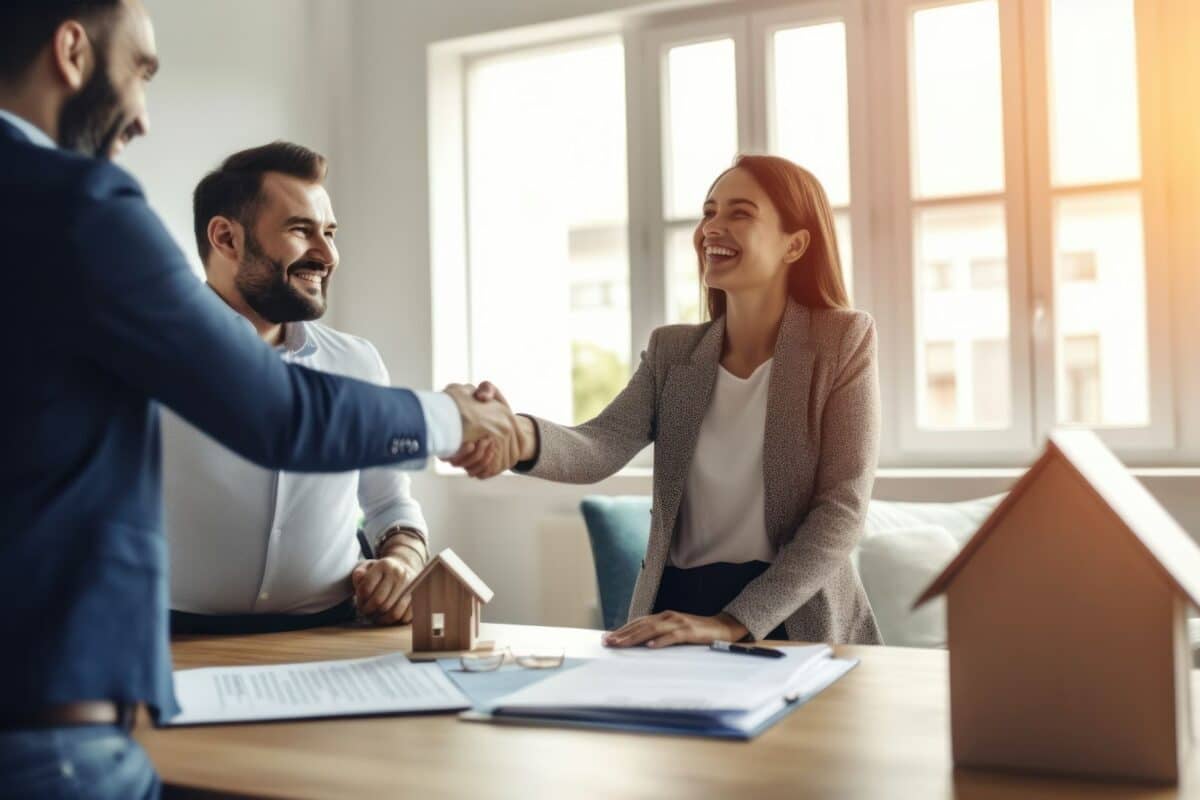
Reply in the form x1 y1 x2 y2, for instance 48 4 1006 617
0 118 430 720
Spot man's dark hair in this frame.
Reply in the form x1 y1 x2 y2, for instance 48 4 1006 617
0 1 122 82
193 141 328 265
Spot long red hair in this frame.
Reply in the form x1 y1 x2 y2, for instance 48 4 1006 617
700 154 851 319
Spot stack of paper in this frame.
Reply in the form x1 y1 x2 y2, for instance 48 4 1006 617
468 644 855 739
164 652 470 726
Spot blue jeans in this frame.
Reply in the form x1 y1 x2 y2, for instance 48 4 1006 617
0 724 159 799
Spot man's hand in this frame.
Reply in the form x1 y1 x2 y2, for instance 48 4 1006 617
442 381 533 478
351 544 423 625
600 611 750 649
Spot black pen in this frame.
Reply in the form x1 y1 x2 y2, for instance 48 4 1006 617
710 640 786 659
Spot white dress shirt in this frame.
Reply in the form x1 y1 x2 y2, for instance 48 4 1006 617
670 358 777 569
165 321 438 615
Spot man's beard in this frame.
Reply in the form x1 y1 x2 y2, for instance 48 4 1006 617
236 233 328 324
58 49 128 158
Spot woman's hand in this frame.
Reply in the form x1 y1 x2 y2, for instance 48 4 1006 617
601 611 750 649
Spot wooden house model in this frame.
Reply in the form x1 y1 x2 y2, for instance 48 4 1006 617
408 548 494 654
914 429 1200 784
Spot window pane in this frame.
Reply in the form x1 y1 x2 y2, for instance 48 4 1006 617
771 22 850 206
1061 335 1101 425
665 39 738 220
667 226 703 325
1049 0 1141 186
914 203 1011 429
1054 191 1148 426
910 1 1005 198
969 257 1006 290
924 342 958 428
972 339 1010 425
467 40 629 424
568 225 631 423
1061 251 1098 282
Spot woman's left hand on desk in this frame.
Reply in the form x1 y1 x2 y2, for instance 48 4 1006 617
601 611 749 649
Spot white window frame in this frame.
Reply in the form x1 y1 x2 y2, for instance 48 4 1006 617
750 1 874 311
881 0 1038 457
633 15 752 343
1019 0 1174 452
631 1 870 340
880 0 1173 461
429 25 640 477
428 0 1194 472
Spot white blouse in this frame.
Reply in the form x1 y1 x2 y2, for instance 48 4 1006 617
670 358 778 569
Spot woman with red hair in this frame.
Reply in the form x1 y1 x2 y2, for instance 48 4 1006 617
454 155 881 647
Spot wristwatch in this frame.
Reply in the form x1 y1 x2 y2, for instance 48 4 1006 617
374 526 428 565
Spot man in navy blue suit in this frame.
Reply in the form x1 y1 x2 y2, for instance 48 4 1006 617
0 1 524 796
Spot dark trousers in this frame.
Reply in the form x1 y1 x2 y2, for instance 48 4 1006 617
652 560 788 641
170 597 357 635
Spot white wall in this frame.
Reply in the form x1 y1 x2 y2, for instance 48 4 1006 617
121 0 342 269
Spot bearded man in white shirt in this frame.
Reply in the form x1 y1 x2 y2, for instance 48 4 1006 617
164 142 430 633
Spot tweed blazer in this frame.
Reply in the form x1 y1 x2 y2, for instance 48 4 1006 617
521 299 882 644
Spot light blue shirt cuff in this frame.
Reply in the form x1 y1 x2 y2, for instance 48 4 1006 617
415 390 463 458
0 109 57 149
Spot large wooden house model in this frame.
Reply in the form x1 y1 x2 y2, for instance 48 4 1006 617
914 429 1200 783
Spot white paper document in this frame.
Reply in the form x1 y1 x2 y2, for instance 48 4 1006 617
164 652 470 726
493 643 834 713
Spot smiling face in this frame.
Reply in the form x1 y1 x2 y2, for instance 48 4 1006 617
58 0 157 158
234 172 339 324
693 167 809 299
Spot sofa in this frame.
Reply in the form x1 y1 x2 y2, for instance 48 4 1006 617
582 494 1200 664
857 495 1005 648
861 495 1200 666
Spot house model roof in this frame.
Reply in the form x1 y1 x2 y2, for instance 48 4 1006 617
914 429 1200 609
408 548 494 604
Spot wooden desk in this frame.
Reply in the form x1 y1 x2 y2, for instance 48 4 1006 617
138 623 1200 799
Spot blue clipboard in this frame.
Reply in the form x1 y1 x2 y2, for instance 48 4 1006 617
439 655 858 740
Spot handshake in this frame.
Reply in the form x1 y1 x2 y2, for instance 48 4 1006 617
443 382 535 479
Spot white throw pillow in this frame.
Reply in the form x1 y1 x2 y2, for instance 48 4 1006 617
865 494 1005 545
858 524 960 648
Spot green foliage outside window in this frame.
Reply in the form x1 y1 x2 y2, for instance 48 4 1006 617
572 342 628 424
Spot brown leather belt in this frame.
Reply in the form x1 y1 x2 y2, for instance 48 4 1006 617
0 701 136 731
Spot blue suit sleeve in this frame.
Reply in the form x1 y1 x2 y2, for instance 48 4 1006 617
68 165 430 472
